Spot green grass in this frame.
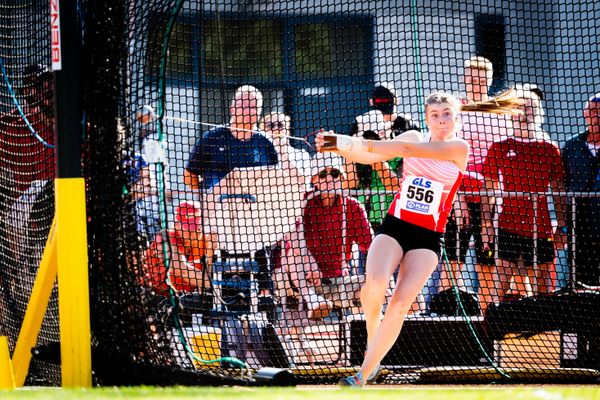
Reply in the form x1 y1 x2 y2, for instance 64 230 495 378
1 386 599 400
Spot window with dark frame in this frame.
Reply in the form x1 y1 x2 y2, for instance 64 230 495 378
475 13 506 94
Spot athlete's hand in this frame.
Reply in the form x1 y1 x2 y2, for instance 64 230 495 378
315 131 336 152
316 131 360 152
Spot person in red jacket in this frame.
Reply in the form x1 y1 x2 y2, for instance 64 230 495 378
0 64 55 197
482 86 567 300
143 201 214 297
280 152 373 321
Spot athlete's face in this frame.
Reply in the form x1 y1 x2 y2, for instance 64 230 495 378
425 103 459 141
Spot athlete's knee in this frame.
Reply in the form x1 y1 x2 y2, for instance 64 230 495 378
366 263 393 283
363 273 390 295
360 280 386 304
386 293 413 314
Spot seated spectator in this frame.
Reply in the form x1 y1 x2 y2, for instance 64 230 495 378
260 112 312 189
561 93 600 287
143 201 214 303
280 152 373 319
0 64 55 276
0 64 56 351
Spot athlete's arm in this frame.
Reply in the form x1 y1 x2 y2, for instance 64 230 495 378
369 139 470 172
316 130 422 165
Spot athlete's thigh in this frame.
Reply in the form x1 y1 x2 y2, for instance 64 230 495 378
394 249 439 296
366 234 403 281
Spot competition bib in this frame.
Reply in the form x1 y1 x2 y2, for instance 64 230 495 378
399 175 444 215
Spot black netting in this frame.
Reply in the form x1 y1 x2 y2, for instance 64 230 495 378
0 0 59 386
0 0 599 387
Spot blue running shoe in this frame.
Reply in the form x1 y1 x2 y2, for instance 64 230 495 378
338 373 364 388
366 364 382 384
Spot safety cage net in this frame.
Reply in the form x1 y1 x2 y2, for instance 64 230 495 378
0 0 599 386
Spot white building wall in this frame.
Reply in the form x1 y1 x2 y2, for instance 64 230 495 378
551 1 600 139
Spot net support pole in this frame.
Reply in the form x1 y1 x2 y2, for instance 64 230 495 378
11 220 58 387
0 337 15 389
52 0 91 388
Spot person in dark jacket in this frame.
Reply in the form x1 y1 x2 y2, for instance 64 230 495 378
561 93 600 287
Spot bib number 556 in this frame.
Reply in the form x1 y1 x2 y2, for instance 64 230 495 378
407 186 434 203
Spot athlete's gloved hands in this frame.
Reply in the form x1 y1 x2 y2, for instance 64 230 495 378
316 131 366 152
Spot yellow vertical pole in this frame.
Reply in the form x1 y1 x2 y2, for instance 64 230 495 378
53 0 90 388
11 220 58 386
56 178 91 387
0 336 15 389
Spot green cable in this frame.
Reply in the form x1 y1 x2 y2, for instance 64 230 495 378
410 0 426 129
442 248 511 380
154 0 247 371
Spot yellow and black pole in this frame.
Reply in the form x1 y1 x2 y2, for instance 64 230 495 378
7 0 90 389
52 0 91 387
9 0 90 389
11 221 58 386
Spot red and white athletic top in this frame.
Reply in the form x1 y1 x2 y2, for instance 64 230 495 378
388 150 463 233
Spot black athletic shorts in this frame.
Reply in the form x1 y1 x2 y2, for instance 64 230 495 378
377 214 444 260
497 229 555 265
443 202 494 265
